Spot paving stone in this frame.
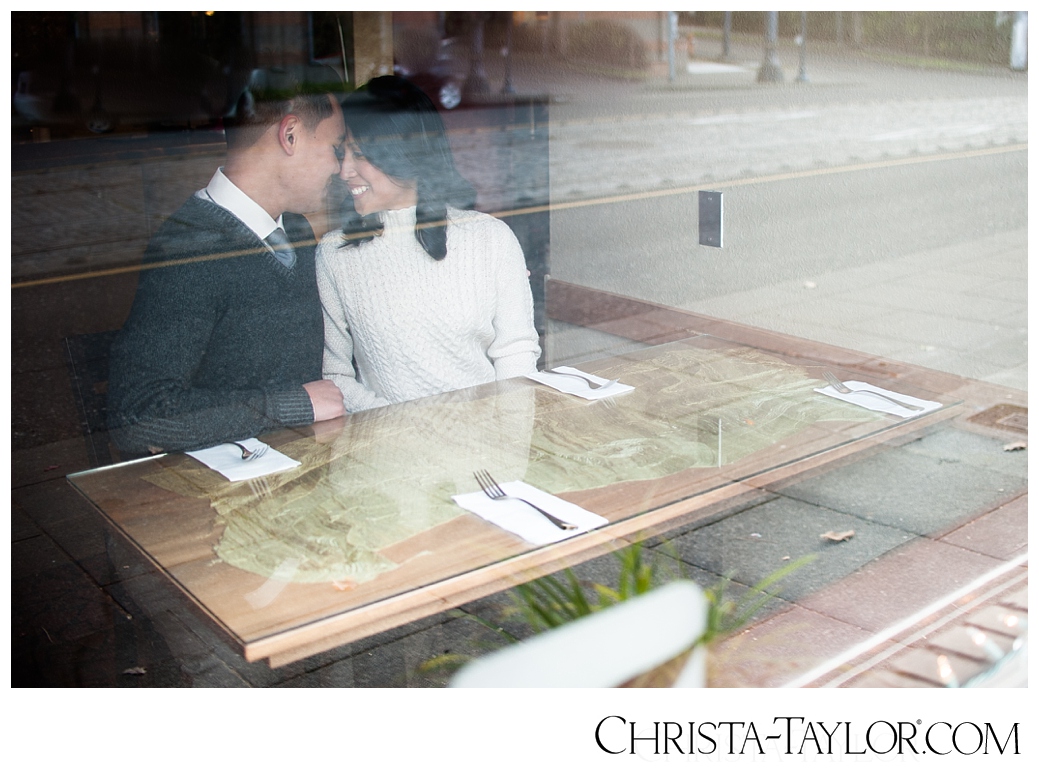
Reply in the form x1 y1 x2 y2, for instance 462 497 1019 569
844 669 938 688
10 541 162 688
107 570 200 623
897 427 1028 479
117 658 193 688
346 614 513 688
774 444 1026 536
650 488 780 542
998 586 1028 611
104 590 214 663
107 562 460 685
11 438 94 489
708 606 873 688
11 501 41 542
187 661 252 688
12 532 70 581
81 623 191 687
797 538 1004 633
458 539 792 645
964 605 1028 638
276 658 356 688
11 627 189 687
162 605 308 687
12 479 128 584
974 278 1028 305
886 348 1020 386
887 646 987 687
665 496 913 602
940 495 1027 559
340 610 460 658
678 560 795 627
12 531 129 648
975 365 1027 393
103 572 312 685
85 535 155 588
456 543 644 641
923 626 1017 663
12 571 124 649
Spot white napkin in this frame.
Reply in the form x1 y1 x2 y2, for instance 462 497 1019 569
453 480 608 545
814 381 942 418
185 438 301 482
525 366 634 400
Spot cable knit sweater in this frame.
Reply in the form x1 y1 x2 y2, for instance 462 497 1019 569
316 206 541 412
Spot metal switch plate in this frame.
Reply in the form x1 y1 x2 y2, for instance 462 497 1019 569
699 191 723 248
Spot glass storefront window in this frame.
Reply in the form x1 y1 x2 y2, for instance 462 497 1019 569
11 12 1027 692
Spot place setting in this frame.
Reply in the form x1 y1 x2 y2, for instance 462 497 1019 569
453 469 608 545
525 365 635 400
814 370 942 418
185 438 301 482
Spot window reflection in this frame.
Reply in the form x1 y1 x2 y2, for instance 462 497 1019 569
11 12 1028 685
11 10 1026 477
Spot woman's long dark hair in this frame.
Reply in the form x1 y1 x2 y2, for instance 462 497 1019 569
339 75 475 260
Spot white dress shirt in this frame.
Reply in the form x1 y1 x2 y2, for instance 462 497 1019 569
196 167 286 247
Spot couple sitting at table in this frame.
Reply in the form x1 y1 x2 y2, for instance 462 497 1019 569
108 75 540 457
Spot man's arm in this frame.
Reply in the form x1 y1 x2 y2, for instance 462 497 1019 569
107 216 328 455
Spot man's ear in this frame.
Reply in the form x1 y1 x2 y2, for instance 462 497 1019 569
278 114 301 155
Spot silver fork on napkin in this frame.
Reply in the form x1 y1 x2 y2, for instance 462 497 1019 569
822 371 924 412
549 367 619 392
474 470 577 531
229 441 269 461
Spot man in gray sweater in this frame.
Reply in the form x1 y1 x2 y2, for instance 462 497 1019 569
108 88 346 456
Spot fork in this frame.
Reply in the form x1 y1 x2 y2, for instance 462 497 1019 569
549 367 619 392
229 441 269 461
473 469 577 531
822 371 924 412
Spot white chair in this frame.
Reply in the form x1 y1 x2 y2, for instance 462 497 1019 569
450 580 708 688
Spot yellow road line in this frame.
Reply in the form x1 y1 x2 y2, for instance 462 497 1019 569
12 143 1026 290
495 143 1028 218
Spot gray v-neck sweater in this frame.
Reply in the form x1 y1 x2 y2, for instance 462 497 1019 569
108 196 323 455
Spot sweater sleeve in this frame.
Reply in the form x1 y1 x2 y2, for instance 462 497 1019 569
485 219 542 380
107 237 315 456
315 240 390 412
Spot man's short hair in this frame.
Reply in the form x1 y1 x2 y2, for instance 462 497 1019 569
225 86 335 152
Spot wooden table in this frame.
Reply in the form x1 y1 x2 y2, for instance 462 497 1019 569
68 331 961 667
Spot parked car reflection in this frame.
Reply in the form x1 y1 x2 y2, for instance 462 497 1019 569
13 40 258 134
393 35 465 111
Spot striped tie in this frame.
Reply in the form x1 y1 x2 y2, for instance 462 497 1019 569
267 227 297 268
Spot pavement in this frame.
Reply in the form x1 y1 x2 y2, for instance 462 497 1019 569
10 28 1028 687
534 35 1028 395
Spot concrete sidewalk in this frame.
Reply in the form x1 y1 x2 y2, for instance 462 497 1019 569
692 228 1027 391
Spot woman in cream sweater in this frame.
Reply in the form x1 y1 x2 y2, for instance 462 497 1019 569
316 75 541 412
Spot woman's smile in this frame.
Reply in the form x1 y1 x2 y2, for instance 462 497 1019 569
339 133 417 216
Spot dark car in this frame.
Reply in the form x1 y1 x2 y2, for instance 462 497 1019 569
13 39 258 134
393 34 464 111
